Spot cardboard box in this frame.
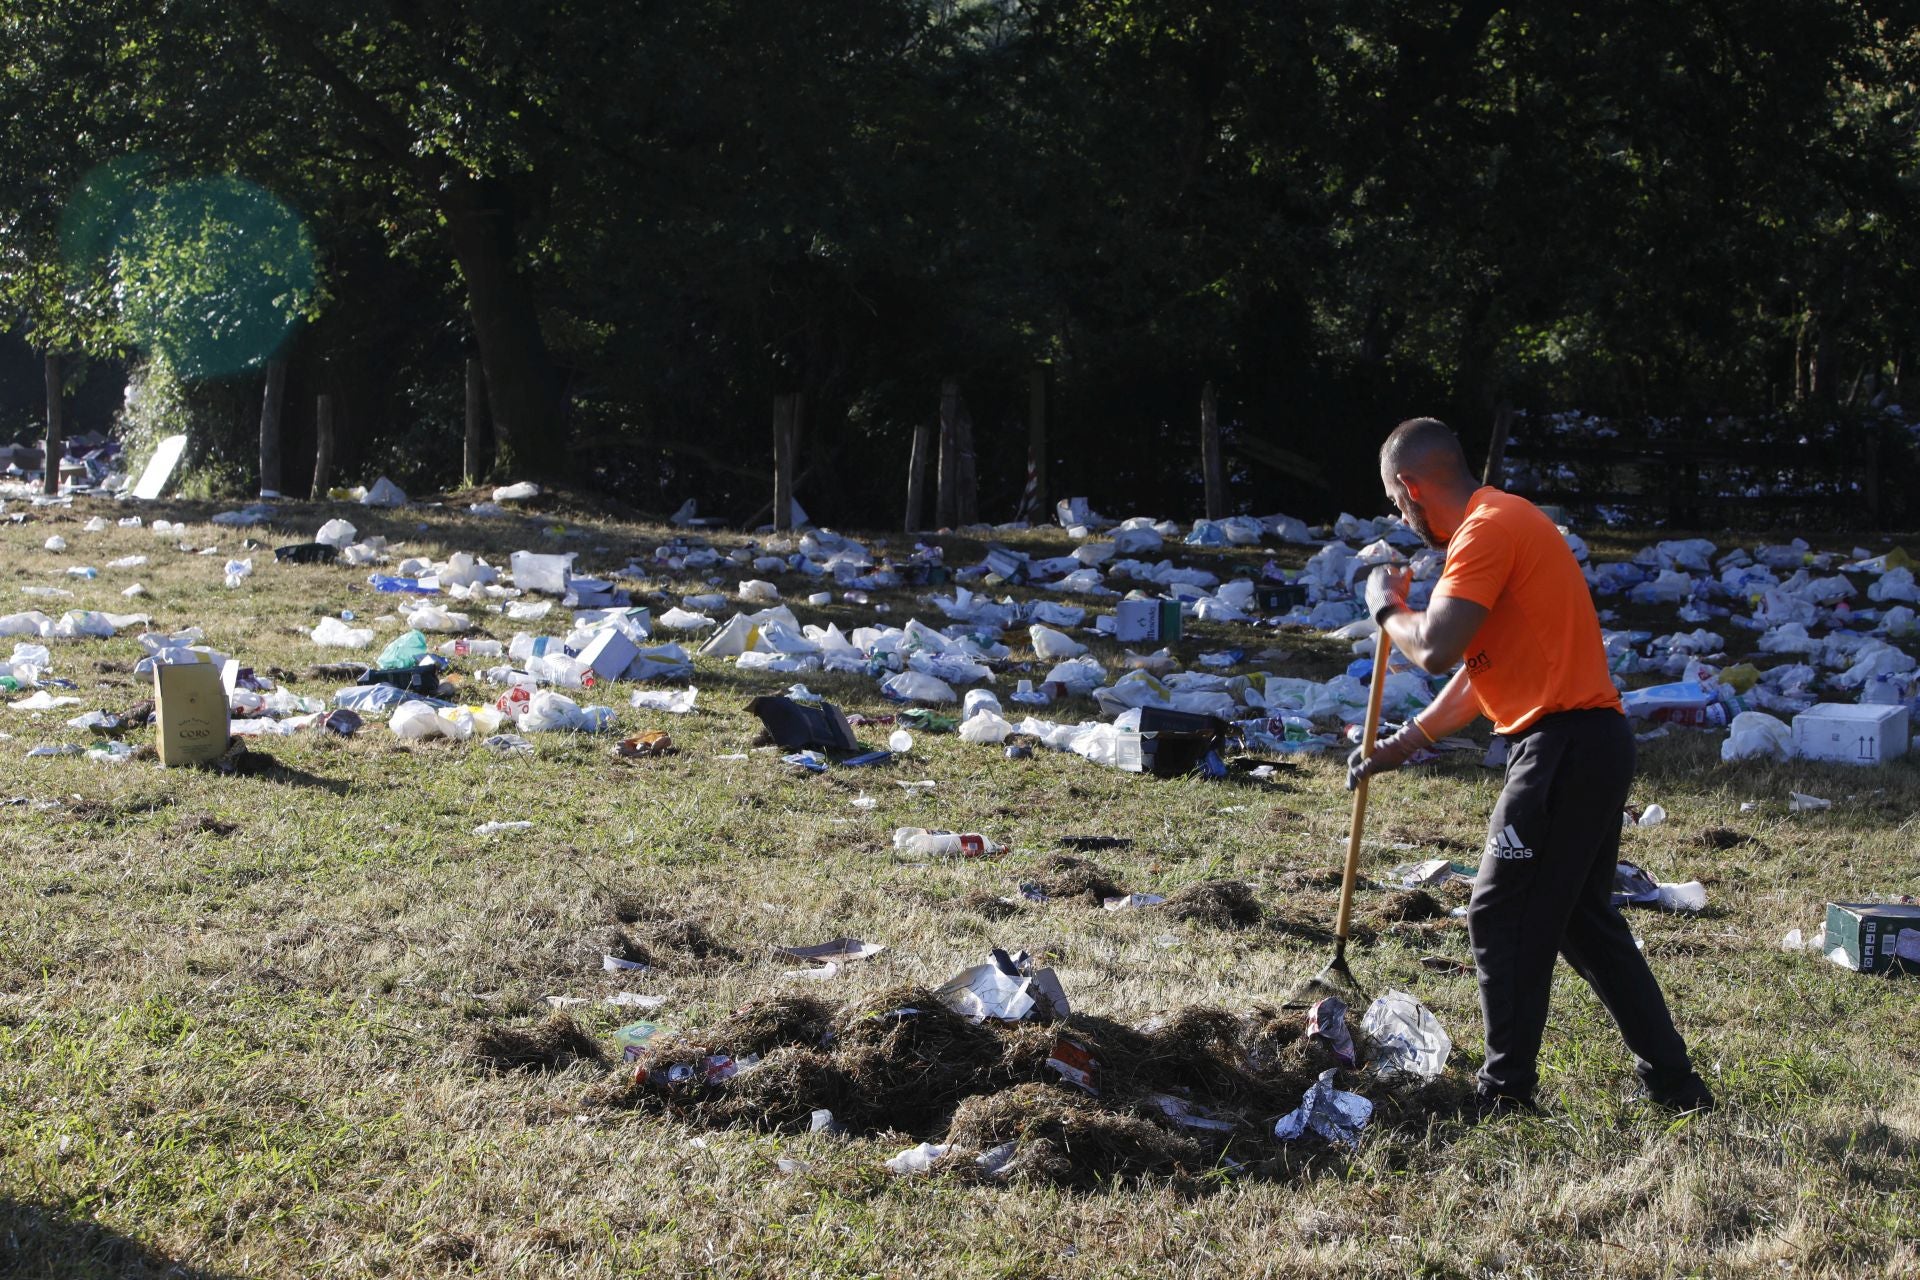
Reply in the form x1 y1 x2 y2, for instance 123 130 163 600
1138 707 1227 777
1114 598 1182 643
1824 901 1920 974
153 661 230 767
576 628 640 682
1791 703 1909 764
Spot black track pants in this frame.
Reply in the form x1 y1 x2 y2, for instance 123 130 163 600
1469 707 1695 1100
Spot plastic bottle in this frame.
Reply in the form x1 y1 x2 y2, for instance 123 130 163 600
529 653 591 689
890 827 1000 857
438 637 504 658
1651 703 1727 728
508 633 561 661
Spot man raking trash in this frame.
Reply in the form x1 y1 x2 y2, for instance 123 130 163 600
1349 418 1714 1118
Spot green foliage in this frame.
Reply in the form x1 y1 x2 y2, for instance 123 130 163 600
111 176 319 380
0 0 1915 515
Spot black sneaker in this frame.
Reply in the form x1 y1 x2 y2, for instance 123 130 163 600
1637 1073 1716 1115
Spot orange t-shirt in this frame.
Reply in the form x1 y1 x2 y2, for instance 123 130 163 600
1431 487 1622 735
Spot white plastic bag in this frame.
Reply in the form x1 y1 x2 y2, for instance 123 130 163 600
1360 991 1451 1079
311 617 375 649
958 711 1014 744
739 579 781 603
389 701 446 740
406 606 472 633
881 670 957 703
361 476 408 507
1721 711 1793 762
510 550 576 596
1028 624 1086 660
315 518 358 548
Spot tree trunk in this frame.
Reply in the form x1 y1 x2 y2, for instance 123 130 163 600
905 418 934 531
935 377 960 528
1025 365 1047 520
772 392 801 531
41 352 61 497
312 393 335 498
444 177 557 479
1200 379 1225 519
258 357 287 497
1482 400 1514 487
463 356 488 485
955 398 978 527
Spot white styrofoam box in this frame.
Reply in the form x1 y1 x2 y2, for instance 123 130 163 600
1790 703 1909 764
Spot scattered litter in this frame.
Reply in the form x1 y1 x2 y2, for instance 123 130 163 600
1789 792 1831 813
1360 992 1451 1079
605 993 668 1010
1306 997 1355 1066
1101 893 1167 911
934 949 1069 1023
630 686 699 714
473 820 534 836
614 731 673 758
890 825 998 855
1823 902 1920 973
1272 1069 1372 1145
885 1142 951 1175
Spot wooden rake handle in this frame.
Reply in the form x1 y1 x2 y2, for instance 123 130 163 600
1333 625 1394 955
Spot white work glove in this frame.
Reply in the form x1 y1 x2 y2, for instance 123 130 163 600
1364 564 1412 626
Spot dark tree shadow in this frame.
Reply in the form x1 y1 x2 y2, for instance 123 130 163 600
0 1197 238 1279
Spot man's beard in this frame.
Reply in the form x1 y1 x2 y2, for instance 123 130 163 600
1405 499 1444 549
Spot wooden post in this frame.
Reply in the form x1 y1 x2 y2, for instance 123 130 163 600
1200 379 1225 519
258 357 287 497
935 377 960 528
312 392 335 498
955 397 977 527
772 392 800 531
463 356 487 485
905 418 934 531
41 351 61 497
1027 365 1047 517
1482 400 1514 487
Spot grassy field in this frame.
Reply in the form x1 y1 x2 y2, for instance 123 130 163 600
0 491 1915 1279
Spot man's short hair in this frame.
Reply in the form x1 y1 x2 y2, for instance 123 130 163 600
1381 417 1472 479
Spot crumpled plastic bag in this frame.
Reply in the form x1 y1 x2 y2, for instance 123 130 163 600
406 606 472 633
389 700 447 740
738 579 781 603
881 670 957 703
521 690 613 733
629 686 698 714
1028 624 1085 660
1272 1067 1372 1144
311 617 374 649
315 518 358 548
1360 991 1451 1079
361 476 407 507
658 607 716 631
1041 656 1105 695
1721 711 1793 762
957 710 1014 744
